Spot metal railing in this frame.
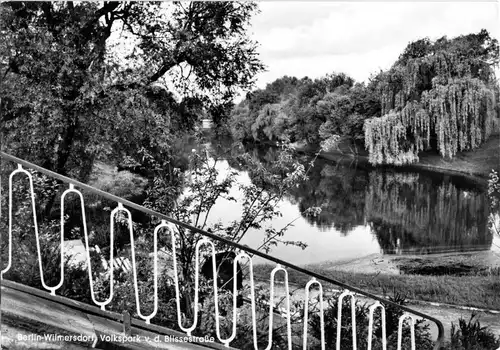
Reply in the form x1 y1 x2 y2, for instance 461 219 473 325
0 151 445 349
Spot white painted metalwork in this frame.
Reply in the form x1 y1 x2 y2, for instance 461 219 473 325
235 253 258 349
303 278 324 350
214 252 256 347
2 166 45 291
367 301 387 350
336 291 357 350
61 185 112 309
172 237 222 340
397 313 416 350
90 204 119 310
266 264 292 350
0 153 446 350
133 220 166 324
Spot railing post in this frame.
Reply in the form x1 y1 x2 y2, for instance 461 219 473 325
123 311 131 336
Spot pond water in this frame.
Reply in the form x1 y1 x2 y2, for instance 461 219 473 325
177 137 494 266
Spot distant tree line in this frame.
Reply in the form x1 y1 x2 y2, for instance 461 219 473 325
229 30 499 165
229 73 380 150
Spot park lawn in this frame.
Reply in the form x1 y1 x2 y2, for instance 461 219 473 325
253 264 500 310
415 134 500 178
312 134 500 179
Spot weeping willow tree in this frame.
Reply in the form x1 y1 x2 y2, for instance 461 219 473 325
364 30 499 165
365 172 491 254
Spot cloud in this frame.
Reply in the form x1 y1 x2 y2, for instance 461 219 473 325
250 2 499 87
251 2 338 31
257 44 402 87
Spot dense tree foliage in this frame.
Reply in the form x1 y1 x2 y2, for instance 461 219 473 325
364 30 499 165
231 30 499 166
0 1 263 180
229 73 376 148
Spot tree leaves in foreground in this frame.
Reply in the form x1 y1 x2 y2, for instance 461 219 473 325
0 1 263 180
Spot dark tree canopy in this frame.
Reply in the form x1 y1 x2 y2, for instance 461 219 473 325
230 72 369 145
0 1 263 179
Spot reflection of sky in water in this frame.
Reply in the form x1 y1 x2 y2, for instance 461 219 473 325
179 141 493 265
183 159 380 265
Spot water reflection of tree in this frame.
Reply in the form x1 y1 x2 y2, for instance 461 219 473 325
210 138 492 253
291 162 368 233
224 143 369 234
366 172 491 254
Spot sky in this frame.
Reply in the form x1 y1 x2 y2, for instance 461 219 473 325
248 1 499 89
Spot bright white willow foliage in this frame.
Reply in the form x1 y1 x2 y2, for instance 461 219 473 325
364 110 420 165
423 77 495 159
365 78 494 165
364 33 498 165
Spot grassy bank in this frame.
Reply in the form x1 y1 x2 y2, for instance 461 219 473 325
412 135 500 178
293 134 500 179
253 264 500 310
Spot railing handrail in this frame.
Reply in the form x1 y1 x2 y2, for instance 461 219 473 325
2 279 236 350
0 151 445 348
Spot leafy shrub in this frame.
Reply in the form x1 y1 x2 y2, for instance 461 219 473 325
307 291 433 350
446 313 500 350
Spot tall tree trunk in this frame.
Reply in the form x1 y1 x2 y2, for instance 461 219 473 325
43 118 78 218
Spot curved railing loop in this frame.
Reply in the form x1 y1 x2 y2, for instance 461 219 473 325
336 290 357 350
367 301 387 350
303 278 325 350
0 152 446 350
397 313 416 350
